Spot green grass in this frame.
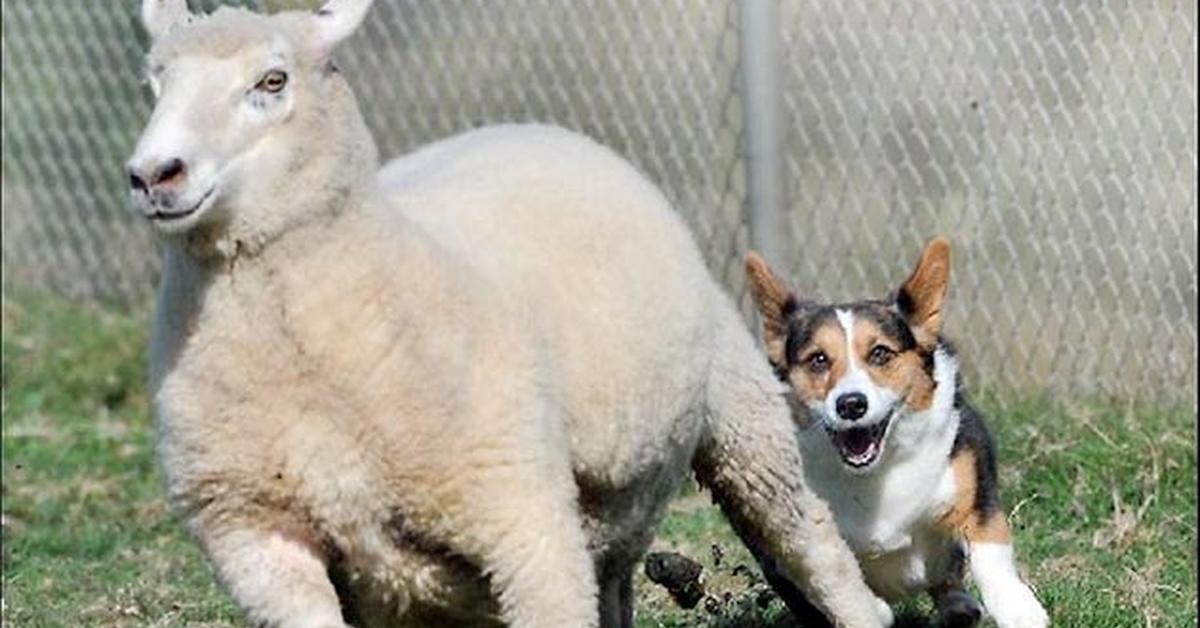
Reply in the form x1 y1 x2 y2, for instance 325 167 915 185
2 290 1195 627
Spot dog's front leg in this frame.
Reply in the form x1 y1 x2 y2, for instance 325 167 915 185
967 535 1049 628
942 449 1048 628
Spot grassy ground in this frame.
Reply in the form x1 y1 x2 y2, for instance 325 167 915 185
1 290 1195 627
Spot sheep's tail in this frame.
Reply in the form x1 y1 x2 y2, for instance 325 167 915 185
692 304 892 628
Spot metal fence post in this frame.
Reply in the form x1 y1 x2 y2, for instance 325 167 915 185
738 0 788 270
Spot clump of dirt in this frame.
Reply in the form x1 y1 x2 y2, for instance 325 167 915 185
644 551 706 609
644 545 785 625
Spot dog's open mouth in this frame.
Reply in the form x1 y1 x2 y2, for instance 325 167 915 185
827 416 891 469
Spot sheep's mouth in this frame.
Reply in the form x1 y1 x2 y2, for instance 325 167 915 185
826 415 892 470
149 187 215 222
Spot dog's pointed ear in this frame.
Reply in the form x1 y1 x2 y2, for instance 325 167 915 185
896 237 951 347
745 252 796 368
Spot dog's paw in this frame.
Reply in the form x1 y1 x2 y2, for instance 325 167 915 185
984 583 1048 628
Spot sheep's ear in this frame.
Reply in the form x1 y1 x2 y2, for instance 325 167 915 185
745 251 797 369
142 0 193 41
895 237 951 347
311 0 373 54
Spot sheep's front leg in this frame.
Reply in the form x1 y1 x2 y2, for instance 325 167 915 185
202 527 347 628
454 458 600 628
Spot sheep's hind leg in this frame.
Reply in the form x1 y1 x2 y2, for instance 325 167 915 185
693 311 892 628
692 409 893 628
756 552 833 627
201 526 348 628
598 570 633 628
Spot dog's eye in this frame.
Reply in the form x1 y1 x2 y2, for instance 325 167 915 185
255 70 288 93
868 345 895 366
804 351 830 374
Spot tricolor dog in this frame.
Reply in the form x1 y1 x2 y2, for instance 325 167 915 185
745 238 1048 628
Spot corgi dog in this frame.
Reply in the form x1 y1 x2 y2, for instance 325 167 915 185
744 238 1048 628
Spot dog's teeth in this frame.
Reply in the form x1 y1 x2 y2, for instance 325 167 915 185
830 419 889 468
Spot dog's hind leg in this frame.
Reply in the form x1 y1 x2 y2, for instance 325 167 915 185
691 308 892 628
928 546 982 628
931 585 983 628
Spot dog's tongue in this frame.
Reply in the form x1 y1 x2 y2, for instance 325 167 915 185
840 428 874 455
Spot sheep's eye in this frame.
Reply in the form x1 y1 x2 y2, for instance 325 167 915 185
868 345 895 366
804 351 830 374
256 70 288 93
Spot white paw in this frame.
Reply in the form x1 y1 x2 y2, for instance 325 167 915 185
873 595 895 627
985 583 1048 628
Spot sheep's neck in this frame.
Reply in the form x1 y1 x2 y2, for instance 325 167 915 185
180 185 367 267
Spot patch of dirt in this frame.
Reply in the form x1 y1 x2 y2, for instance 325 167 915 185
643 545 788 625
1091 485 1154 553
1040 553 1087 580
1114 557 1170 627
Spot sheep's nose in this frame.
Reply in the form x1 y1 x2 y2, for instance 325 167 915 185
128 157 187 193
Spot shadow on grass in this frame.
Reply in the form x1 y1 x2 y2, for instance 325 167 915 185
703 611 934 628
716 610 933 628
693 591 935 628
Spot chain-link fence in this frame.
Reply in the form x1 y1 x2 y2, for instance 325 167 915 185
2 0 1195 406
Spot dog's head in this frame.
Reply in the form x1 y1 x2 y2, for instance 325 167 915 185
745 238 951 473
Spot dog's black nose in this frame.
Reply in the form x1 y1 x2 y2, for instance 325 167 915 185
835 392 868 421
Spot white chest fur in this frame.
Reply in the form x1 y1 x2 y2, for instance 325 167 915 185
800 432 962 597
800 432 958 553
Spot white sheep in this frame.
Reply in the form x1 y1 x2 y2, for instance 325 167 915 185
129 1 893 627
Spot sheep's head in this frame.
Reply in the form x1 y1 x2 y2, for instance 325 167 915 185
127 0 376 251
